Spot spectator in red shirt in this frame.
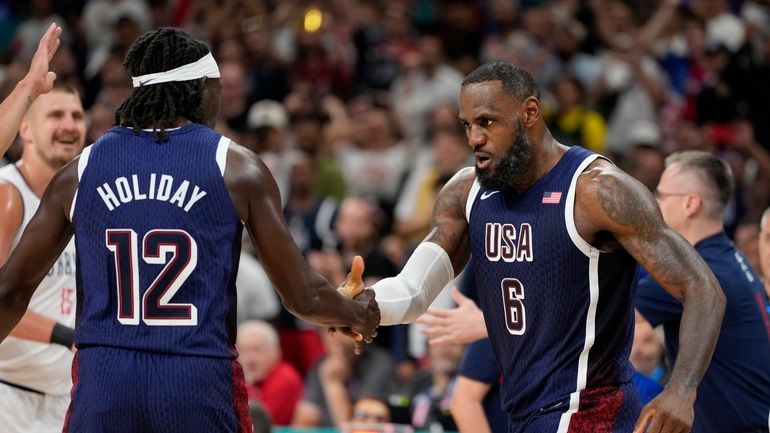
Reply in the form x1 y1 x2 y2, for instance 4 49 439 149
237 320 304 425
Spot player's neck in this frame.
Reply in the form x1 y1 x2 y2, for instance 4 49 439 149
509 132 565 193
680 219 724 246
172 117 192 127
16 158 57 197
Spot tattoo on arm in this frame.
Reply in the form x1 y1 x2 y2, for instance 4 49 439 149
595 170 698 299
425 169 473 273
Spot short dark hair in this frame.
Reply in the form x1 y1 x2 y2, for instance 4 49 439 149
665 151 734 218
114 27 211 142
462 60 541 102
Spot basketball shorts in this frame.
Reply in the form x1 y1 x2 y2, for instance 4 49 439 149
63 346 252 433
512 380 642 433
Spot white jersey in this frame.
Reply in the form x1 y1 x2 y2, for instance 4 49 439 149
0 164 75 395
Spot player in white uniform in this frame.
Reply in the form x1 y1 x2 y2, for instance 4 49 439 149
0 82 85 433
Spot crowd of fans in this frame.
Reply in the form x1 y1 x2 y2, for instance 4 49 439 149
1 0 769 431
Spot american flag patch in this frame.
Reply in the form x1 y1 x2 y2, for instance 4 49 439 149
542 191 562 204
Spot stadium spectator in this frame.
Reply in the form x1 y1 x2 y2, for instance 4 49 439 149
237 320 303 426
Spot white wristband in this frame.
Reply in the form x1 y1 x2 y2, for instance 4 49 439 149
371 242 454 325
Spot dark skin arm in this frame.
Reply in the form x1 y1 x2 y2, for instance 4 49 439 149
422 166 475 273
0 161 77 341
575 159 725 433
224 144 379 350
0 144 379 354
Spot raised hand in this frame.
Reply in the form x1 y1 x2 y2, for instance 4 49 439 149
416 287 487 345
24 23 63 100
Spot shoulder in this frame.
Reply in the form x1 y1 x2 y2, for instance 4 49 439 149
0 179 23 206
0 180 23 233
225 141 265 172
575 158 662 232
223 141 271 188
435 167 476 216
222 141 282 220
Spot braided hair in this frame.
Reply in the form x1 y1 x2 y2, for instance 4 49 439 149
115 28 210 142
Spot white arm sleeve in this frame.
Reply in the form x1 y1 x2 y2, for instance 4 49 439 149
371 242 455 325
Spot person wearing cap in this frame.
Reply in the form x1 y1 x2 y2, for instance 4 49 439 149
0 27 380 433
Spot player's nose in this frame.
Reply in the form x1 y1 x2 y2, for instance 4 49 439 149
467 125 486 148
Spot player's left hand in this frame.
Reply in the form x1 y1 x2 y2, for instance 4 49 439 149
633 384 695 433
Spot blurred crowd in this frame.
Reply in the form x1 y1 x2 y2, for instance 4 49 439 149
2 0 770 431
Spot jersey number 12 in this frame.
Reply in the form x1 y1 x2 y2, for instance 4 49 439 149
106 229 198 326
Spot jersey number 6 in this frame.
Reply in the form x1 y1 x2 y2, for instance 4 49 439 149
502 278 526 335
106 229 198 326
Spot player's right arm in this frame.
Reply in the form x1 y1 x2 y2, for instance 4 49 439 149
0 23 61 157
370 168 474 325
0 162 76 342
224 144 379 343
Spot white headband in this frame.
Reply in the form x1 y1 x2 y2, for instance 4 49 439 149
131 52 221 88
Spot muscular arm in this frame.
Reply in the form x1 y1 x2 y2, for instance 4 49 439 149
371 168 474 324
577 162 725 425
0 163 76 342
224 144 379 335
424 168 474 273
0 23 61 157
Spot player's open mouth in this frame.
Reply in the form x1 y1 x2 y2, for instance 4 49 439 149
475 153 491 170
54 138 77 148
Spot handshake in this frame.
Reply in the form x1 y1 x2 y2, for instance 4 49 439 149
334 255 379 354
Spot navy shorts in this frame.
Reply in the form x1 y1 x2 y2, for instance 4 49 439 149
63 346 252 433
512 381 642 433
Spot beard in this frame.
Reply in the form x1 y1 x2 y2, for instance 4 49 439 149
38 147 74 170
476 121 533 190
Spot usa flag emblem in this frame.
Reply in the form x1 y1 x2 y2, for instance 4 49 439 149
542 191 562 204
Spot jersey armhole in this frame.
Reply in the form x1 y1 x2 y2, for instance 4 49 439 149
465 178 481 223
216 136 231 177
69 144 93 222
565 154 609 257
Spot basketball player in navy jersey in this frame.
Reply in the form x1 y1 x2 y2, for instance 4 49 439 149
365 61 725 433
0 23 62 159
0 28 378 433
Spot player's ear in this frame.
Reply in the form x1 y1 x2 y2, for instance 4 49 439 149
18 118 32 142
521 96 540 127
683 193 701 218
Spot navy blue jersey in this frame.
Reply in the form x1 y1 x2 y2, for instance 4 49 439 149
71 124 243 358
467 146 641 431
636 232 770 433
